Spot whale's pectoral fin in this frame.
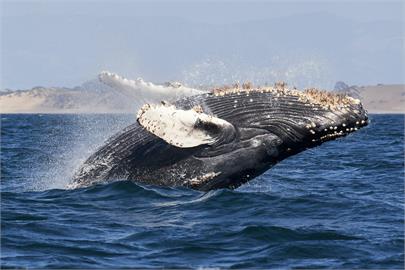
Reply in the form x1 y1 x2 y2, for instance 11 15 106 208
137 104 236 148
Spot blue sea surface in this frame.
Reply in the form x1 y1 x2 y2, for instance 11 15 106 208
1 114 404 268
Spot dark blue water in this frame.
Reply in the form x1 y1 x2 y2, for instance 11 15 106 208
1 114 404 268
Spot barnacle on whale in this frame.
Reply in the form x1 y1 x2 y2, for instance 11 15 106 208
210 81 361 111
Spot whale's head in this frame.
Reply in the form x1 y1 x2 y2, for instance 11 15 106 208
181 84 369 190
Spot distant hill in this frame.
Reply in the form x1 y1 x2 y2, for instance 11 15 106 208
334 82 405 114
0 72 204 114
0 79 136 114
0 77 403 114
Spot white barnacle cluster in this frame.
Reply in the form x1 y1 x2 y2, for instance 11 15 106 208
305 122 317 129
211 81 283 97
298 88 361 111
310 117 368 143
209 81 361 112
188 172 222 186
192 105 204 113
318 130 345 141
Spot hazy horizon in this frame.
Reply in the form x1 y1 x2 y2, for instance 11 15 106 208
1 0 404 90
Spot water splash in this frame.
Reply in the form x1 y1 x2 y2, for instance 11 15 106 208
25 114 134 191
181 55 335 89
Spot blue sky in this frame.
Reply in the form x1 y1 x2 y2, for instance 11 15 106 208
1 0 404 89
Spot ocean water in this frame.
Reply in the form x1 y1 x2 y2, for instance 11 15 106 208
1 114 403 269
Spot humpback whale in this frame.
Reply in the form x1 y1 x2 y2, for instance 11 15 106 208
71 75 368 191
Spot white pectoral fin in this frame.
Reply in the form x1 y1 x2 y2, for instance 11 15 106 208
137 104 235 148
98 71 205 101
98 71 149 98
